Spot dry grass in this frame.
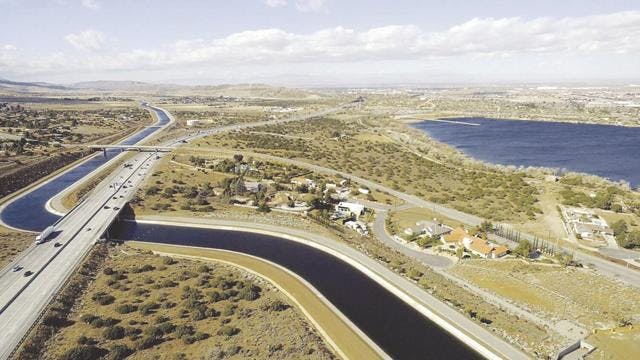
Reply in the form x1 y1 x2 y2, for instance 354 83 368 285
44 244 336 360
587 325 640 359
451 259 640 330
389 206 466 232
0 225 32 269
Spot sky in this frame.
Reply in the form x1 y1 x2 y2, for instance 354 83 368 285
0 0 639 86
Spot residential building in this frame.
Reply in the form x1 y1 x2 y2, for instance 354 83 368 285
335 201 366 219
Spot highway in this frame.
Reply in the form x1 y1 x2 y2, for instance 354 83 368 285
0 104 348 358
0 120 170 359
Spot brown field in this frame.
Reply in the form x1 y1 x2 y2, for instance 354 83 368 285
451 259 640 331
43 244 337 360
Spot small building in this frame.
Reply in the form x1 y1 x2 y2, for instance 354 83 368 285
443 228 508 258
335 201 366 219
405 220 452 238
358 187 370 195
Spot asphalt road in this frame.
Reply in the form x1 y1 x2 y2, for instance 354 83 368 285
0 104 348 358
0 108 171 359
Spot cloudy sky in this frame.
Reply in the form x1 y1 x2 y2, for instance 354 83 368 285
1 0 639 85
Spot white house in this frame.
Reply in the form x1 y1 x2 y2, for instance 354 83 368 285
335 201 366 218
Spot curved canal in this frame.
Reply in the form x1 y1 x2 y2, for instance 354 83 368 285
0 107 170 232
1 106 485 359
111 220 482 359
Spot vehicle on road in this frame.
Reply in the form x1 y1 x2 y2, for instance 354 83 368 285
11 265 22 272
35 226 55 244
23 271 33 277
112 196 117 200
113 207 120 210
103 205 110 209
54 242 62 248
86 227 92 231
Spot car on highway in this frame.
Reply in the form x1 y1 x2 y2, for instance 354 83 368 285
23 271 33 277
113 206 120 210
103 205 110 209
11 265 22 272
54 242 62 247
86 227 92 231
112 196 117 200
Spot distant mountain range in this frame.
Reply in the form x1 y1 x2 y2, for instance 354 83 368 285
0 78 69 90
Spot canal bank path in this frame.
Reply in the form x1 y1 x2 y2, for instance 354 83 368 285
134 215 530 360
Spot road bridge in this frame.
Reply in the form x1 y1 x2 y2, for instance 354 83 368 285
88 144 175 154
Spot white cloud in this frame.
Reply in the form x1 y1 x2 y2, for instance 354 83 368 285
80 0 99 10
2 44 17 51
294 0 327 13
263 0 287 8
64 29 106 51
4 11 640 80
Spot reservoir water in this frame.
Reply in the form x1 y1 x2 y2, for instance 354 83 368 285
111 220 481 360
412 118 640 188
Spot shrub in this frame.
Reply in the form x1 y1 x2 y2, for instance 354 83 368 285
139 302 159 316
157 322 176 334
76 336 93 345
162 256 176 265
107 344 131 360
131 264 155 273
135 335 160 350
60 345 104 360
261 300 289 312
103 326 126 340
80 314 98 324
216 325 239 337
116 304 137 314
174 325 194 338
92 292 115 305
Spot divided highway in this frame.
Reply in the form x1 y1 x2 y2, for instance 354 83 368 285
0 104 348 358
0 106 172 359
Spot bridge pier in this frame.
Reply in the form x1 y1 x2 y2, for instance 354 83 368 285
102 148 107 157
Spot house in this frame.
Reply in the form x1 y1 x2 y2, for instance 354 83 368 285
462 236 509 259
443 228 508 258
335 201 366 219
404 220 452 238
442 228 467 247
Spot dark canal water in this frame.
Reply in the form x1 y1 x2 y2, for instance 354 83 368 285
413 118 640 188
0 108 170 232
110 220 482 360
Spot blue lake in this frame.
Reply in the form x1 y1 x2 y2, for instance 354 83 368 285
412 118 640 188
